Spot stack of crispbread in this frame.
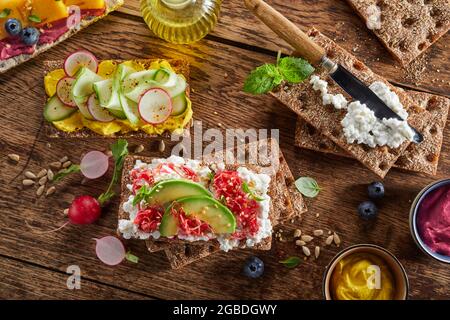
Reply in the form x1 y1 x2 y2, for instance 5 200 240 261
271 28 448 178
118 138 307 269
346 0 450 65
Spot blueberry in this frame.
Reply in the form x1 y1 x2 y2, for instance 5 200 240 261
4 18 22 37
358 201 378 220
20 27 40 46
368 181 385 199
243 256 264 278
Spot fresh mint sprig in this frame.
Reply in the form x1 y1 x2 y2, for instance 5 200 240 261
243 54 314 95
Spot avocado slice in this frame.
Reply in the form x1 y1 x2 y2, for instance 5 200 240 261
159 195 236 237
147 179 212 206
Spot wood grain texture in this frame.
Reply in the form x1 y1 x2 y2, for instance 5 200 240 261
0 4 448 300
120 0 450 95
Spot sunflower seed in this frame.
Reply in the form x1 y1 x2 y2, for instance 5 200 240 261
38 176 48 186
134 144 145 153
62 161 72 168
158 140 166 152
37 169 47 178
22 179 35 186
313 229 324 237
46 186 56 196
24 171 37 179
325 235 334 246
49 161 62 169
293 229 302 238
315 246 320 259
333 232 341 246
47 169 54 181
59 156 68 163
295 240 306 246
301 235 313 242
302 246 311 257
36 185 45 196
63 208 69 216
8 154 20 163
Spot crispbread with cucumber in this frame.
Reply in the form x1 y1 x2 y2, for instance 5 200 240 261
0 0 124 74
295 91 450 176
43 50 192 138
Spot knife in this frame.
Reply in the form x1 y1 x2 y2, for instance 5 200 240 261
244 0 423 143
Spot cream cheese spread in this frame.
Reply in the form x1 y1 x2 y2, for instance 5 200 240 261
366 5 382 30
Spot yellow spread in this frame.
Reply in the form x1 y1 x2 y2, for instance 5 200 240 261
330 253 395 300
46 59 192 136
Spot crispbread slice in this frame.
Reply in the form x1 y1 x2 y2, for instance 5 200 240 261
271 28 425 178
346 0 450 65
295 91 449 176
0 0 124 74
43 58 191 138
164 243 219 270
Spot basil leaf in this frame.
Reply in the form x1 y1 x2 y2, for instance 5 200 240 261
125 251 139 263
0 8 11 18
132 184 151 206
52 164 81 183
278 57 315 83
243 64 282 95
279 256 301 268
294 177 321 198
28 15 42 23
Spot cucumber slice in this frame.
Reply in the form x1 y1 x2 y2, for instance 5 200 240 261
153 68 177 87
93 78 121 110
71 67 102 99
119 94 140 125
44 96 77 122
109 109 127 120
165 75 187 97
125 74 187 103
73 95 94 120
122 70 157 93
124 82 156 103
171 94 188 116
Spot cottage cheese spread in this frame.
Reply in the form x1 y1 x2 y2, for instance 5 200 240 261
366 5 382 30
309 76 415 148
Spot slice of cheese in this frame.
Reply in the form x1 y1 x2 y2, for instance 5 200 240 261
0 0 28 40
64 0 105 10
31 0 68 25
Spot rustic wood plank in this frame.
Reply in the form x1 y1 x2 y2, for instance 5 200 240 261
0 255 149 299
0 13 449 300
119 0 450 95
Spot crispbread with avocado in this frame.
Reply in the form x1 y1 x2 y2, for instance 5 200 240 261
271 28 425 178
0 0 124 74
43 58 192 138
295 91 449 176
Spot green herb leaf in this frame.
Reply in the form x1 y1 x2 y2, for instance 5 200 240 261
0 8 11 18
207 171 215 181
279 256 301 268
294 177 321 198
132 184 152 206
242 181 264 202
52 164 81 183
243 63 283 95
98 139 129 206
125 251 139 264
28 14 42 23
278 57 315 83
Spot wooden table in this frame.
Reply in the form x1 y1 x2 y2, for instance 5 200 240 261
0 0 449 300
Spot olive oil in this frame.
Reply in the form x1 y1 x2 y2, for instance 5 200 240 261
140 0 222 44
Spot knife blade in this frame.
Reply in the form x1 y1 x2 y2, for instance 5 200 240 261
328 62 423 143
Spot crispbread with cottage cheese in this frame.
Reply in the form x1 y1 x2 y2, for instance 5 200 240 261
345 0 450 65
0 0 124 74
271 28 425 178
295 91 449 176
43 58 191 138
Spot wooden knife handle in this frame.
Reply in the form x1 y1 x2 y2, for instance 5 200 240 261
244 0 325 64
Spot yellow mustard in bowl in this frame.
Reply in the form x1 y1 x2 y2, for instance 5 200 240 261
330 253 395 300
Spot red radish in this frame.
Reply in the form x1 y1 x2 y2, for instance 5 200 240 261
56 77 77 107
138 88 172 124
68 195 102 225
64 50 99 77
87 94 115 122
94 236 126 266
80 150 110 180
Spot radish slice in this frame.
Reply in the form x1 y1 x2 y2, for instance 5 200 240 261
64 50 98 77
138 88 172 124
56 77 77 107
94 236 126 266
87 94 115 122
80 150 109 180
